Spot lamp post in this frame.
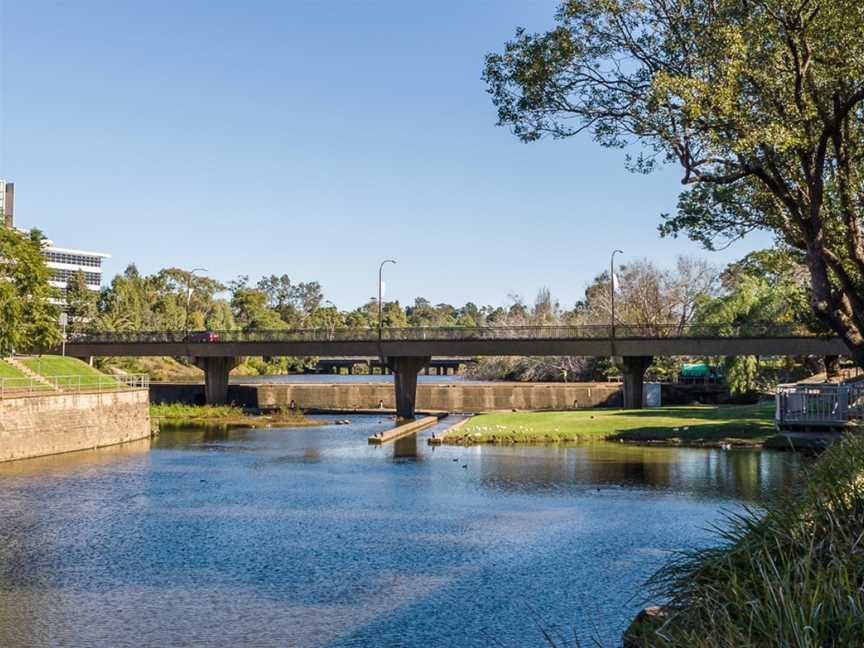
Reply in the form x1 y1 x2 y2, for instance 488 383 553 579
378 259 396 343
610 250 623 339
59 312 68 357
185 267 208 336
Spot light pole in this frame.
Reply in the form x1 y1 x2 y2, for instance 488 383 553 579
610 250 623 339
59 312 68 357
378 259 396 343
185 267 208 336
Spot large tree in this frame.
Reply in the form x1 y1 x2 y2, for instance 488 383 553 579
0 228 60 352
485 0 864 364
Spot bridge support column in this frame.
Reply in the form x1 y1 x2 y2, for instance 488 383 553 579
616 356 653 409
193 357 239 405
387 356 430 420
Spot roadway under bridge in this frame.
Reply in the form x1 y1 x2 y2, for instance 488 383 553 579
62 326 850 418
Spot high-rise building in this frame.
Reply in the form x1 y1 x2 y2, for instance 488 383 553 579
0 180 14 227
1 179 110 304
42 243 111 301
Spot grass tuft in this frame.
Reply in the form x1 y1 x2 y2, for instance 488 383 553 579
150 403 243 420
627 434 864 647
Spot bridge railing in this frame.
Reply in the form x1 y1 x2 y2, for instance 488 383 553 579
66 322 820 345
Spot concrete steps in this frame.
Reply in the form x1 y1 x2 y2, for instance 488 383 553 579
3 357 60 391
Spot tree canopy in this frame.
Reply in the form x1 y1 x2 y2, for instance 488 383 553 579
485 0 864 364
0 228 60 353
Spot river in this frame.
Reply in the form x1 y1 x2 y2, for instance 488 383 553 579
0 415 803 647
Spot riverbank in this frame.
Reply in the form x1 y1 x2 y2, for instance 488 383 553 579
1 389 151 462
436 405 777 447
625 434 864 646
150 403 331 429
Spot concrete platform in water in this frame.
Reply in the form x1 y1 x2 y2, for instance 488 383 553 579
368 415 442 445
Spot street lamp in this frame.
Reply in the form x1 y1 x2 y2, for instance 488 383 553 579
610 250 623 339
378 259 396 342
185 267 208 336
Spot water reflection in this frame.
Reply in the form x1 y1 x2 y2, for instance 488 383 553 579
392 435 420 461
469 444 802 502
0 416 803 647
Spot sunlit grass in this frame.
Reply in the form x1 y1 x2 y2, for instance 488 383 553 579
20 356 120 387
446 405 775 445
0 359 28 380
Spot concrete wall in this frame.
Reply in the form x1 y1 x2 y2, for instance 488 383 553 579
0 390 151 462
151 382 622 412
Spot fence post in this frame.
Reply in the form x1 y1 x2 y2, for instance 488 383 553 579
838 387 849 422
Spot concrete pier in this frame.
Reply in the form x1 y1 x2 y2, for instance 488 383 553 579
192 356 239 405
389 356 430 420
368 416 439 445
617 356 653 409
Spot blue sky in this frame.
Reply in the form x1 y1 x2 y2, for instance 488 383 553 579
0 0 771 309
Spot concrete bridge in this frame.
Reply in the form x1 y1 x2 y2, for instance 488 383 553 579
63 325 849 418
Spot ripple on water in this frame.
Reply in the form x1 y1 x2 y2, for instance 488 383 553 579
0 416 802 647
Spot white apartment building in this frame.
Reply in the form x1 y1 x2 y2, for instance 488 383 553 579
2 179 110 304
42 243 111 299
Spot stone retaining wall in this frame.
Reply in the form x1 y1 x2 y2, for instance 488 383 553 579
0 390 151 462
150 382 622 412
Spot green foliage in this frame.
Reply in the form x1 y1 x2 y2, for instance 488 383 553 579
65 270 98 332
150 403 243 420
485 0 864 363
0 228 61 352
640 435 864 647
724 355 759 396
694 248 823 393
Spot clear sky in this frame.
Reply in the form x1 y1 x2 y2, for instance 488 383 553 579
0 0 771 309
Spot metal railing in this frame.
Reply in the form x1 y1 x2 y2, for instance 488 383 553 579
67 322 827 345
775 383 864 427
0 374 149 399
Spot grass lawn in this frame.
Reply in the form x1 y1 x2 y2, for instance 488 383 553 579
0 359 29 380
444 404 777 446
20 356 119 387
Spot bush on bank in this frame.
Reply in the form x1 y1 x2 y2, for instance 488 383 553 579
626 435 864 647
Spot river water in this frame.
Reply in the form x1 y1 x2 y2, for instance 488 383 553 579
0 416 803 647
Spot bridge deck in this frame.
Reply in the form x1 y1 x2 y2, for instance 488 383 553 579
62 326 848 358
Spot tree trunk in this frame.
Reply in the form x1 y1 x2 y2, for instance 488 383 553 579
805 242 864 368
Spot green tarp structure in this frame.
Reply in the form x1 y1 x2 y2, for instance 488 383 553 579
680 362 712 378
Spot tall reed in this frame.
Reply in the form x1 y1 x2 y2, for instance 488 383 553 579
628 435 864 647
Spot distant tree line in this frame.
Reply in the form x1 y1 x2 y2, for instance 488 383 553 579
54 248 824 391
0 216 823 392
